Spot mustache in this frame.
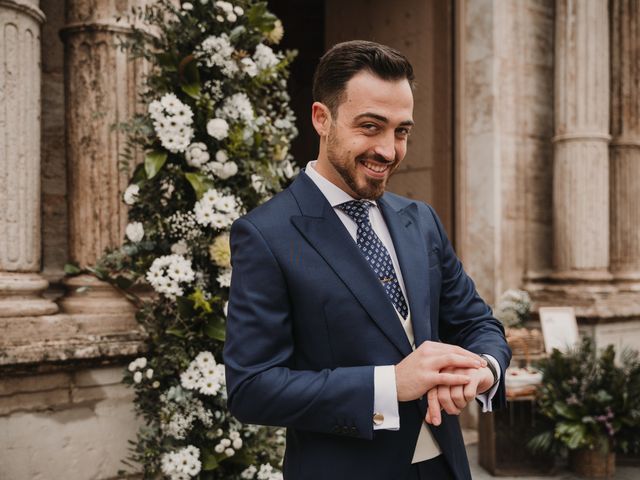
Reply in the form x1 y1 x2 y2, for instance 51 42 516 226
356 153 394 165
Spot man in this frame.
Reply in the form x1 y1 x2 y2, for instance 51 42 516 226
224 40 511 480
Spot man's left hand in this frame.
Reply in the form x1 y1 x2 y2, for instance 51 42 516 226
424 366 494 426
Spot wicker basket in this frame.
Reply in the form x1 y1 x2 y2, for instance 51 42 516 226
569 448 615 478
505 327 544 363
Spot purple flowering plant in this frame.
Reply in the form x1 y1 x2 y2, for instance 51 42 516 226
529 337 640 456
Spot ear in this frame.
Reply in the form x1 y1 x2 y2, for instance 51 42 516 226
311 102 332 137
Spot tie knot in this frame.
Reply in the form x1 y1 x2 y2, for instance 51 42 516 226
337 200 372 225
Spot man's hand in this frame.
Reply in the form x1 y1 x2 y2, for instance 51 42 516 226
395 341 487 402
425 366 495 426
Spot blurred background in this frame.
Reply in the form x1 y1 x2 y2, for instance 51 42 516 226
1 0 639 478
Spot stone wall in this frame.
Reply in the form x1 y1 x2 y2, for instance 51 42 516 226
0 367 140 480
456 0 555 302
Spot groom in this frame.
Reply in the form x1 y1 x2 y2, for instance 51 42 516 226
224 40 511 480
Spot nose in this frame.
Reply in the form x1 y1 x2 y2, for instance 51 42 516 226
373 132 395 162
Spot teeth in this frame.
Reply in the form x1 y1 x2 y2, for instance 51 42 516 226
363 161 388 173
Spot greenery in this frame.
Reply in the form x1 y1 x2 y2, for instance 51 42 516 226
87 1 299 479
529 338 640 457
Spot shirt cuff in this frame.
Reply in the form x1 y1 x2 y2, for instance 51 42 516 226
373 365 400 430
476 354 501 413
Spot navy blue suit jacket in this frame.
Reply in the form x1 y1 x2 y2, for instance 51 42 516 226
224 171 511 480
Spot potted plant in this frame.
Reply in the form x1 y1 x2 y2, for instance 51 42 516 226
528 337 640 478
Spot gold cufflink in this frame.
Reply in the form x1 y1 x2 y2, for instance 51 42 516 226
373 412 385 425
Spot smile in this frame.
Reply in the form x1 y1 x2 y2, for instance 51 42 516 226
361 161 389 174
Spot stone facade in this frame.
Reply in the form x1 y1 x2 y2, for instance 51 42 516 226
1 0 640 478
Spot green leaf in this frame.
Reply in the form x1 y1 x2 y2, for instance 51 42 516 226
179 55 201 100
166 327 186 338
177 296 195 317
157 52 178 71
64 263 82 275
246 2 276 32
132 163 146 183
553 401 579 420
205 318 226 342
115 275 134 290
185 172 215 199
201 450 219 471
145 151 168 179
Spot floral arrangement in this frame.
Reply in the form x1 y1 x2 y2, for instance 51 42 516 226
528 338 640 457
87 1 299 478
494 289 532 328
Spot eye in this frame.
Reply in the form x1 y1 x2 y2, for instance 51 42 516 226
395 127 412 138
360 123 379 133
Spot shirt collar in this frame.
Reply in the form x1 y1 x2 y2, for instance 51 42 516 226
305 160 376 209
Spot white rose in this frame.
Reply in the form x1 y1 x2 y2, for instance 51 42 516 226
219 161 238 179
125 222 145 243
215 150 228 163
207 118 229 140
123 184 140 205
133 371 143 383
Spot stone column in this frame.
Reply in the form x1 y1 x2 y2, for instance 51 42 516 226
0 0 58 317
551 0 611 281
58 0 146 314
610 0 640 281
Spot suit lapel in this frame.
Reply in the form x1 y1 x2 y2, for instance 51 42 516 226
289 173 413 357
377 198 432 346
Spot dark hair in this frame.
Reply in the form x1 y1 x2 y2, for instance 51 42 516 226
312 40 415 115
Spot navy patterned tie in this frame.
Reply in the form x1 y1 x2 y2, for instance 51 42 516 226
337 200 409 319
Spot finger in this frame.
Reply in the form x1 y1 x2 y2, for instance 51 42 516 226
433 353 484 371
427 388 441 426
438 385 460 415
451 385 467 410
421 342 486 365
463 380 477 402
435 373 471 386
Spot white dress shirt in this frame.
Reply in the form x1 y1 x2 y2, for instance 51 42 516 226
305 161 500 463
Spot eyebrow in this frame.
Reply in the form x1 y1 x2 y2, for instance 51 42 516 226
353 112 415 127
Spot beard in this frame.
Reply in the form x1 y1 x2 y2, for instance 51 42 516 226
326 130 394 200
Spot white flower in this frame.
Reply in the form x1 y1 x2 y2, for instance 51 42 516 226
185 142 210 168
240 57 258 77
146 254 195 300
149 93 194 153
241 466 257 479
218 93 254 124
215 150 228 162
195 351 215 369
251 174 267 194
214 443 225 454
146 368 154 379
182 2 194 10
232 438 243 449
197 33 238 76
152 381 160 388
233 5 244 15
133 371 143 383
125 222 144 243
171 240 190 256
254 43 280 71
207 118 229 140
128 357 147 371
225 448 235 457
220 161 238 178
180 366 202 390
217 268 232 288
123 184 140 205
226 12 237 22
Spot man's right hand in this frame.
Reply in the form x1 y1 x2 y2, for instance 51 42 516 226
395 341 486 402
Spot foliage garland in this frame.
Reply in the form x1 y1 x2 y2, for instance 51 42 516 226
91 2 299 478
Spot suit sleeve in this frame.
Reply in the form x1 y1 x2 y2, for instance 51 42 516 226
223 217 375 439
424 205 512 410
